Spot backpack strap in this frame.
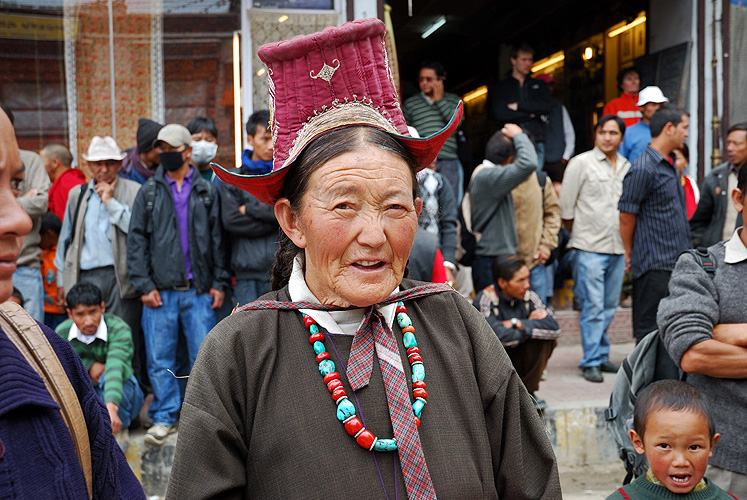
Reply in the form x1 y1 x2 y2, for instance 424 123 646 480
681 247 717 275
0 301 93 499
63 183 88 259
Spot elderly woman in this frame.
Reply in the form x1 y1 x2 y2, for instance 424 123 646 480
167 19 560 500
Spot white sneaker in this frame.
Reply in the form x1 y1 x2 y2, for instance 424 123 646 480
144 424 175 446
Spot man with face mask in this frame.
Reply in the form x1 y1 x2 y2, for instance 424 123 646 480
126 123 229 446
187 116 219 182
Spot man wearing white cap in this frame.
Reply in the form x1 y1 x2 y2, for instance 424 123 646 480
127 123 228 446
55 136 142 355
619 86 669 163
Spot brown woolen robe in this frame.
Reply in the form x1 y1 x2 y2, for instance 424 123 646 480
166 280 561 499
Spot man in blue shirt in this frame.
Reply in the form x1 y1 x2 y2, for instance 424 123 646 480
619 86 669 163
618 105 692 342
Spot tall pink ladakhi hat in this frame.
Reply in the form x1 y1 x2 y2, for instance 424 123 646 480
211 18 463 206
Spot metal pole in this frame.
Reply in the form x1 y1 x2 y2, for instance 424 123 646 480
233 31 242 169
108 0 117 141
711 0 722 166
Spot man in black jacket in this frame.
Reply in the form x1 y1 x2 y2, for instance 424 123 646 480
690 123 747 247
491 43 552 170
473 255 560 409
126 123 228 446
222 110 278 305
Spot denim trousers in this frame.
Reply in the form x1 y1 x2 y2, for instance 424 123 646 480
95 373 145 429
142 288 216 425
12 266 44 321
234 278 271 306
435 158 464 205
471 255 496 294
529 264 547 304
573 251 625 368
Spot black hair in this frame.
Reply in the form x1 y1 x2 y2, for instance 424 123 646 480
616 66 640 91
727 122 747 137
650 104 688 138
596 115 626 136
40 143 73 168
0 102 14 126
66 282 104 309
633 380 716 441
41 212 62 236
485 131 517 165
246 110 271 138
492 255 526 284
420 60 446 78
676 143 690 162
737 158 747 198
271 126 420 290
187 116 218 140
510 43 534 60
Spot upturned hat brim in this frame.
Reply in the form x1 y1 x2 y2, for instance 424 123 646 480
212 100 463 206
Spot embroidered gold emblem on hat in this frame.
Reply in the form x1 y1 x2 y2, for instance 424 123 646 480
310 59 341 83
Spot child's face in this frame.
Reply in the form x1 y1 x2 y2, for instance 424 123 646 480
629 409 719 494
39 229 59 250
67 302 105 336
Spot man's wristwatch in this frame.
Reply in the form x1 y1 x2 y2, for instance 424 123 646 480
510 318 518 328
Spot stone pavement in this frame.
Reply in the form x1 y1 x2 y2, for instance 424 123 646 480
123 307 637 499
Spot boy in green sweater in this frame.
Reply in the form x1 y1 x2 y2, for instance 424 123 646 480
56 282 144 438
607 380 737 499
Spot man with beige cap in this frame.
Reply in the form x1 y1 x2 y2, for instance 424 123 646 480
619 85 669 163
127 123 228 446
55 135 142 361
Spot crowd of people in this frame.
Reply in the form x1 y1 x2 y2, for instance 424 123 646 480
2 17 747 500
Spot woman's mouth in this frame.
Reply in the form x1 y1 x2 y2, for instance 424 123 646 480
352 260 385 270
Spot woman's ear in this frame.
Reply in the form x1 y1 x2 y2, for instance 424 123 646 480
274 198 307 249
731 187 745 214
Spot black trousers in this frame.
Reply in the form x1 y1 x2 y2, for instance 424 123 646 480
631 270 671 343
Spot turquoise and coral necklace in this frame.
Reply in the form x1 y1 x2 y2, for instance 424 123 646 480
301 301 428 451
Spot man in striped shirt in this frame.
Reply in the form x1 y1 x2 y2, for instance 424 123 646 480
618 105 692 342
403 61 464 203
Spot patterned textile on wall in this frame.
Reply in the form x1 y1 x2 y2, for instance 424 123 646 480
249 11 339 112
64 0 155 176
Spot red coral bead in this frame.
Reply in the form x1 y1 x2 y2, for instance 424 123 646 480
408 354 422 364
327 379 343 392
332 387 347 401
303 315 316 327
406 347 420 356
316 352 330 363
402 325 415 334
344 416 363 436
356 429 376 450
413 381 426 389
413 388 428 399
414 417 421 428
396 304 407 314
323 372 340 384
309 332 324 343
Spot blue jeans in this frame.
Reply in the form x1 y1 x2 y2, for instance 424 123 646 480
95 373 144 429
471 255 496 293
436 158 464 205
574 251 625 368
234 278 271 306
12 266 44 321
529 264 547 304
142 288 216 425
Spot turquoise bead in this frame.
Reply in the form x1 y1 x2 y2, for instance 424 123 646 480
336 398 356 421
309 324 320 334
373 438 398 452
318 359 335 375
412 399 425 418
403 332 417 349
396 313 412 329
313 341 326 354
411 362 425 382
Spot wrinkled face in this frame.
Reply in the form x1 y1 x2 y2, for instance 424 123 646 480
595 119 624 156
631 409 717 495
287 146 421 307
68 302 105 336
510 51 534 77
641 102 662 121
418 68 440 96
622 72 641 94
674 149 688 173
498 265 530 300
248 125 273 162
191 130 217 143
726 130 747 167
0 113 33 302
89 159 121 184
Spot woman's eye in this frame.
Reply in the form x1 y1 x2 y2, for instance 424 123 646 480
334 203 349 210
